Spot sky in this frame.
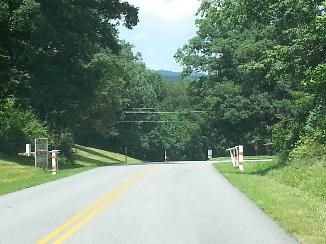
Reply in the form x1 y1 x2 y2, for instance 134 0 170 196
118 0 201 72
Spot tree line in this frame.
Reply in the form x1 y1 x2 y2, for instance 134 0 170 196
176 0 325 161
0 0 202 162
1 0 325 163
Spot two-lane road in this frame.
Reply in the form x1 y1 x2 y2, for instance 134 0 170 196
0 162 297 243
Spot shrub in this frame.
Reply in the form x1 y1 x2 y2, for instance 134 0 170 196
50 129 74 163
271 119 302 159
0 98 48 155
289 105 325 161
290 137 325 161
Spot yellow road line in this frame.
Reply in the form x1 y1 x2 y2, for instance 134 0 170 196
38 164 159 244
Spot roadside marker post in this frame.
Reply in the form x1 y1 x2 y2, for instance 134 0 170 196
49 150 60 175
124 147 128 164
227 147 236 167
26 144 32 157
226 145 244 171
235 146 239 167
238 145 244 171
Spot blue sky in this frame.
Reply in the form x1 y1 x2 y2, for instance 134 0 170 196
119 0 200 72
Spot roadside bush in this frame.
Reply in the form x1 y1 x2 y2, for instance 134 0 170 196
50 129 74 164
271 119 302 160
0 98 48 155
289 137 325 161
289 105 325 161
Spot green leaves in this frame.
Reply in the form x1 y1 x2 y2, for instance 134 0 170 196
303 64 326 100
10 0 40 32
0 98 48 155
176 0 325 158
0 0 141 159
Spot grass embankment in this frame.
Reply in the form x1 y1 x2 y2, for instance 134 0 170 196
74 144 142 166
214 157 326 244
211 155 274 161
0 145 141 196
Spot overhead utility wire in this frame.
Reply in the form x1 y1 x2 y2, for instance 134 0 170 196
123 111 206 114
117 121 180 123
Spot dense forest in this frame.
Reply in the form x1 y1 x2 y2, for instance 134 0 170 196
0 0 325 163
175 0 326 161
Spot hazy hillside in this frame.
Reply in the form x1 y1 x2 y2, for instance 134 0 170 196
156 70 181 81
155 70 202 81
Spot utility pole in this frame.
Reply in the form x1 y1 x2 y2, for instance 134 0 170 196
125 147 128 164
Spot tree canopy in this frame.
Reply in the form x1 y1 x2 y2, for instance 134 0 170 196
0 0 324 162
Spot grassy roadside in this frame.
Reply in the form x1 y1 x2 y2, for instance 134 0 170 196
214 159 326 244
0 145 141 196
210 155 274 161
74 144 142 166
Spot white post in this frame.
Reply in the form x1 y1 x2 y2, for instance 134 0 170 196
34 138 37 167
51 151 56 175
235 146 239 167
25 144 31 157
49 150 60 175
164 150 167 162
229 149 236 167
227 145 244 171
125 147 128 164
238 145 244 171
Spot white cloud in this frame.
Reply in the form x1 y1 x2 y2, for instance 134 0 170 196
127 0 200 23
120 0 200 71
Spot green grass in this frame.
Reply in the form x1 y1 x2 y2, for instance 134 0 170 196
0 145 142 196
214 159 326 244
269 160 326 200
74 144 142 166
210 155 274 161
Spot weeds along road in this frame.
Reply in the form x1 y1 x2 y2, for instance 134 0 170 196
0 162 297 244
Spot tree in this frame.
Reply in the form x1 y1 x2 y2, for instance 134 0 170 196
0 98 48 155
0 0 139 159
176 0 325 157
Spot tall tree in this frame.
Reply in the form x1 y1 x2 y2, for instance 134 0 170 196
176 0 325 156
1 0 139 129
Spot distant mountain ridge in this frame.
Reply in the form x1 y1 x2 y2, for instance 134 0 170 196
155 70 202 81
156 70 181 81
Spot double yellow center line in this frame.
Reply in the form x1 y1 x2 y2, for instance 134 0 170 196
38 164 159 244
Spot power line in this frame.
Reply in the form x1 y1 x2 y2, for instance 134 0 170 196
123 111 206 114
128 108 158 110
117 121 180 123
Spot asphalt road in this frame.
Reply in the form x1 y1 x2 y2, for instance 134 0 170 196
0 161 297 243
